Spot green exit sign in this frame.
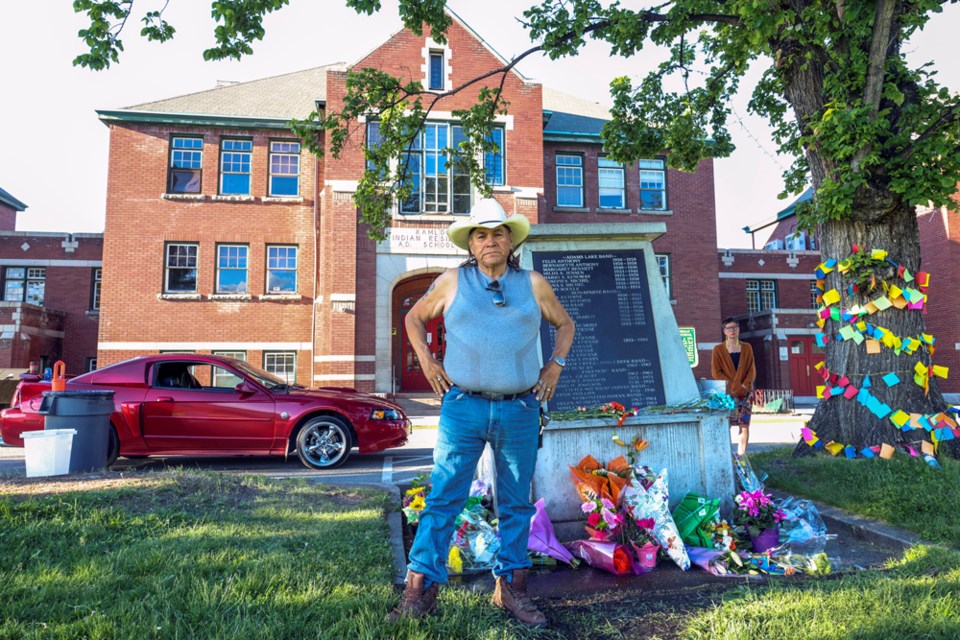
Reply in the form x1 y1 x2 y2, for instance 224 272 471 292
679 327 698 367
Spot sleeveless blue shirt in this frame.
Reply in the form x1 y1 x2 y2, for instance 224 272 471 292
443 266 542 394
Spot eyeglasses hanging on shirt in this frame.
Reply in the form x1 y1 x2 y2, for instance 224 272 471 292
486 280 506 307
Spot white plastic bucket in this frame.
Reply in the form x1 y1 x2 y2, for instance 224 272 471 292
22 429 77 478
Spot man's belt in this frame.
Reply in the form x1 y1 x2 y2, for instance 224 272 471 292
454 386 535 401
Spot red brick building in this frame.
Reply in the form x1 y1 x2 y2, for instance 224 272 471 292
0 187 103 374
95 12 721 392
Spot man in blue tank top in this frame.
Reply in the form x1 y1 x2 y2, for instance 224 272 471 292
386 199 575 628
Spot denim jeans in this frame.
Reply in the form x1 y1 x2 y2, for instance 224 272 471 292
407 387 541 585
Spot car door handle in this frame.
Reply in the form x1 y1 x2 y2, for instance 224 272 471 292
155 396 175 402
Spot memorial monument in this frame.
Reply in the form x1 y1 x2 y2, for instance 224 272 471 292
519 222 734 540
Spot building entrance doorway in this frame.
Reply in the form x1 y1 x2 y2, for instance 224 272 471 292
788 336 824 396
393 273 445 392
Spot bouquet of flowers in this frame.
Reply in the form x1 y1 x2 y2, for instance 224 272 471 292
735 489 786 538
580 495 623 540
401 474 431 525
702 519 737 553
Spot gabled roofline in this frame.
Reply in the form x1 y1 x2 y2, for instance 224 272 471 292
348 8 531 85
0 187 27 212
96 109 294 130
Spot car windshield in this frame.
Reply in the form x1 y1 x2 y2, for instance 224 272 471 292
228 359 291 390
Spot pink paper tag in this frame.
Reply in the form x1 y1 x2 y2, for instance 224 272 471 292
843 385 858 399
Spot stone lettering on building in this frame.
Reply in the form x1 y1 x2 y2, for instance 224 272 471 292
377 227 466 255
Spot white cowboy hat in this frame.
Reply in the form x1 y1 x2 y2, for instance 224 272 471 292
447 199 531 251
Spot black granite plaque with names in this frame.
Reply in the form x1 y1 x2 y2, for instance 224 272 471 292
534 250 665 411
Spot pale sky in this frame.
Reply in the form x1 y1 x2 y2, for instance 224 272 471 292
2 2 957 248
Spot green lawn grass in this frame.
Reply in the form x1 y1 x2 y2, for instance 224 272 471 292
681 449 960 640
0 471 542 640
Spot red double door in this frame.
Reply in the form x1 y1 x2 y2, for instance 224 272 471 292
394 274 446 392
788 336 824 396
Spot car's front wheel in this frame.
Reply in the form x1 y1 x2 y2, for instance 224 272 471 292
296 416 353 469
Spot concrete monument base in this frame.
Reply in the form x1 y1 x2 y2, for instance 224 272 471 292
531 411 734 542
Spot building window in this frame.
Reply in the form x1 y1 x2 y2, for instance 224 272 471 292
266 245 298 293
212 351 246 388
264 352 296 384
484 127 505 186
86 358 97 372
269 141 300 196
216 245 248 294
655 254 672 298
165 243 198 293
398 122 473 215
556 154 584 207
428 51 445 90
638 158 667 210
746 279 778 313
168 137 203 193
810 280 820 309
598 156 626 209
220 138 252 195
3 267 45 305
91 268 102 310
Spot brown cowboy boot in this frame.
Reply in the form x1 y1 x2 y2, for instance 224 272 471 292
492 569 547 628
385 570 438 623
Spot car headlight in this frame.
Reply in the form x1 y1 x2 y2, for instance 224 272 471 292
370 408 402 420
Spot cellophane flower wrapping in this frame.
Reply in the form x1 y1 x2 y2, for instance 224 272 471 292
733 453 767 493
620 468 690 570
447 478 500 573
527 498 579 567
686 546 739 577
774 496 828 556
565 539 637 576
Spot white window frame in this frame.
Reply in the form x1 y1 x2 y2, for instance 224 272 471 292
91 268 102 310
168 136 203 194
263 352 296 384
747 279 778 312
164 243 199 294
215 244 249 294
3 266 46 305
810 280 820 309
556 154 584 207
598 156 626 209
219 138 253 195
266 245 298 293
269 140 300 196
655 254 671 299
638 158 667 211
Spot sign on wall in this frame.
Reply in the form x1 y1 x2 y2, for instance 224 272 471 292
679 327 698 368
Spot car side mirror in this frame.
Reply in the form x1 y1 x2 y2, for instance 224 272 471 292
235 381 258 396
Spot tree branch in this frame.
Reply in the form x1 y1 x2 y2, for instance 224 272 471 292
851 0 896 172
895 99 960 161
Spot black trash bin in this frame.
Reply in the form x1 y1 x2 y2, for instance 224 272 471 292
40 390 116 473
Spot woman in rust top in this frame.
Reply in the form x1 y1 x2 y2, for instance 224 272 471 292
711 317 756 456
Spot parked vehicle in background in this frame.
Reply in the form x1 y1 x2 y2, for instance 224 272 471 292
0 354 410 469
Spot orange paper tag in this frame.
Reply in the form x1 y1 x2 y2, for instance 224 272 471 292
865 339 881 354
922 440 935 456
880 443 895 459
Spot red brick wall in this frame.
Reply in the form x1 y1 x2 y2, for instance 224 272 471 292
0 232 101 372
0 204 17 231
918 205 959 393
98 123 317 384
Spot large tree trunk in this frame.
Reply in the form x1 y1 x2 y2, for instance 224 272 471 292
793 200 959 458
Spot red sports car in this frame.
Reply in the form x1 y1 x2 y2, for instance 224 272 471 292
0 354 410 469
